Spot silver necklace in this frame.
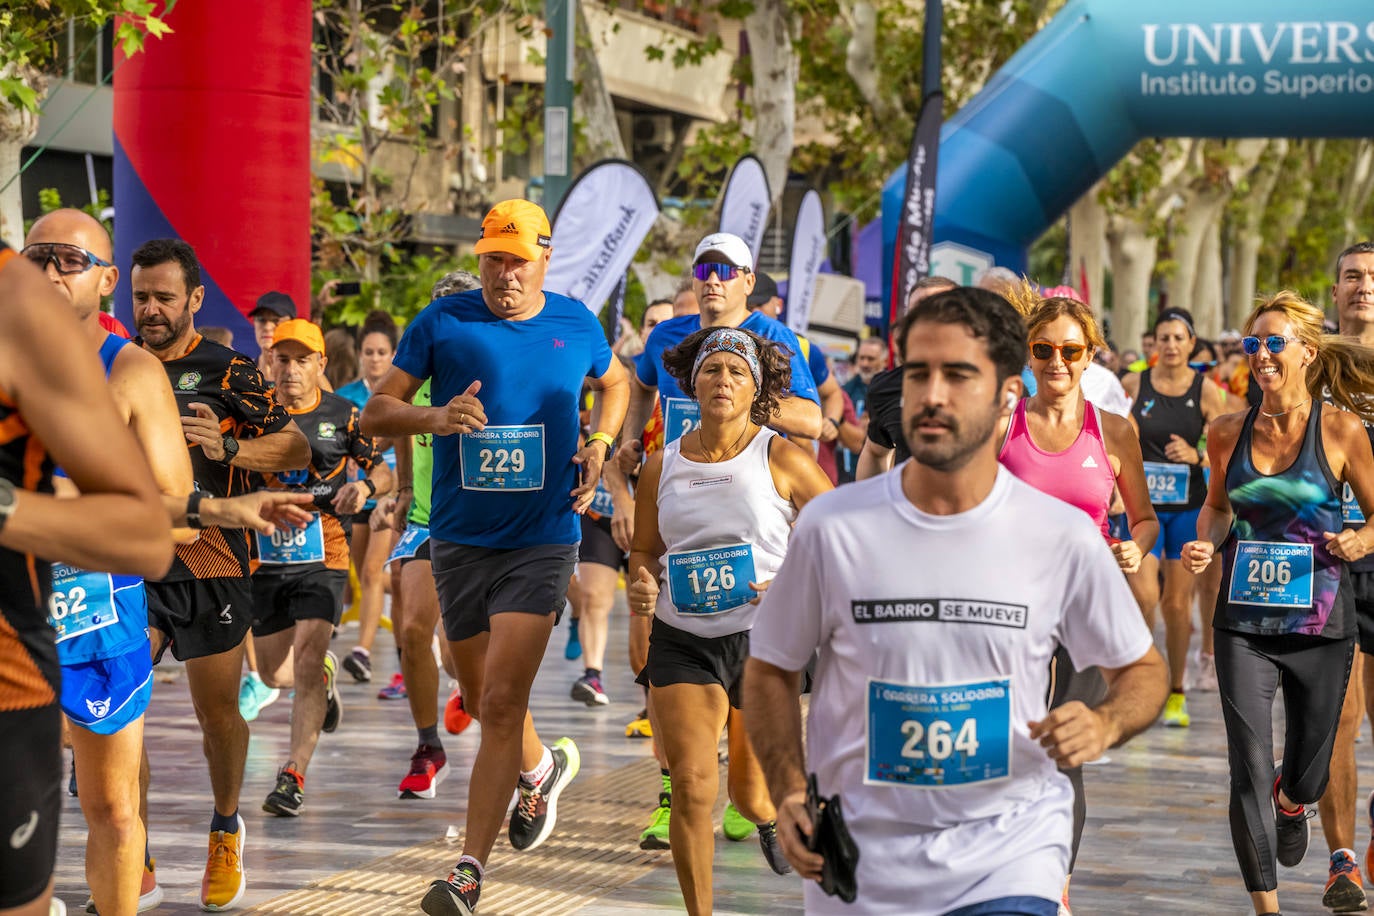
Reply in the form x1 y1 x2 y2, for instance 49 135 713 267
1260 398 1310 419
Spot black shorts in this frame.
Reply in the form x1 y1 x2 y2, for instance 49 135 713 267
251 569 348 638
0 703 61 907
432 540 577 642
579 514 627 572
351 507 374 528
636 616 750 709
1353 570 1374 655
146 577 252 662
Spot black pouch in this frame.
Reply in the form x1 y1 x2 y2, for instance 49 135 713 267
806 772 860 903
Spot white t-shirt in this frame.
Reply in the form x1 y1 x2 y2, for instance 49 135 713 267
1082 361 1131 418
750 465 1152 915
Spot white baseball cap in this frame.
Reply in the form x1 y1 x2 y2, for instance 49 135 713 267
693 232 753 271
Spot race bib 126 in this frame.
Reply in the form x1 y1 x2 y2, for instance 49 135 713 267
1228 540 1314 608
666 544 756 616
865 677 1012 788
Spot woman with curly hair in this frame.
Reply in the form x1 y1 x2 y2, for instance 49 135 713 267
1182 291 1374 915
627 326 831 916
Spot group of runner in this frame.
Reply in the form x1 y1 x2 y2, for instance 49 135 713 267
5 198 1374 916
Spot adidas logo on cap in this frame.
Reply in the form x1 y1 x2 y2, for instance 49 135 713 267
501 221 519 233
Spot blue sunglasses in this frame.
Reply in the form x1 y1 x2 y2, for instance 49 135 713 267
1241 335 1302 356
692 262 747 282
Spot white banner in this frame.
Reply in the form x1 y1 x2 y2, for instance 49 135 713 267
544 159 660 314
785 190 826 334
718 154 771 265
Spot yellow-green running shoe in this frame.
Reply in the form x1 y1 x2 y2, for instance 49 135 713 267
1163 691 1190 728
639 793 671 850
722 802 755 841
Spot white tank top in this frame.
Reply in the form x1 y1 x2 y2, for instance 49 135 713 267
654 427 795 638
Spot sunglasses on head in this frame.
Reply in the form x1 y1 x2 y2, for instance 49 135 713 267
21 242 112 276
1241 335 1301 356
692 262 747 282
1029 340 1089 363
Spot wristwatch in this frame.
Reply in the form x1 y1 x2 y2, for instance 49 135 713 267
0 479 16 535
220 434 240 465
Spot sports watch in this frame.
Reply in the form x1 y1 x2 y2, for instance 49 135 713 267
220 434 240 465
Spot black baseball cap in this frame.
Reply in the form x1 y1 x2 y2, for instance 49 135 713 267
746 271 779 309
250 291 297 320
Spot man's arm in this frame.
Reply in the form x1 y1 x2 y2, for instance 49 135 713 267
618 374 655 455
1028 646 1169 768
854 439 895 481
228 419 310 472
770 395 824 440
110 345 197 541
390 428 415 532
362 366 452 438
816 376 845 444
0 254 172 578
571 357 631 511
744 658 825 880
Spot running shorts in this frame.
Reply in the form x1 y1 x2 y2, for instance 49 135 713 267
251 569 348 637
386 524 431 572
578 514 627 572
0 703 60 908
1352 570 1374 655
637 616 750 710
431 541 576 642
1149 507 1200 561
61 648 153 735
146 577 252 662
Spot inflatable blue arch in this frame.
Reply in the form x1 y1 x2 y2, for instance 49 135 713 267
883 0 1374 296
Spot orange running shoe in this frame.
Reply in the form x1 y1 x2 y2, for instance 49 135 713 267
200 816 246 911
445 688 472 735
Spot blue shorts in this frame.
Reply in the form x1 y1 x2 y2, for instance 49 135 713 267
945 898 1059 916
61 648 153 735
386 524 431 571
1150 507 1201 561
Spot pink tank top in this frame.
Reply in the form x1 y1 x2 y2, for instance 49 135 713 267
998 399 1116 540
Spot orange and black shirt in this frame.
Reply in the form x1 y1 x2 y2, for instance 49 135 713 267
0 242 59 710
254 390 380 574
141 333 294 581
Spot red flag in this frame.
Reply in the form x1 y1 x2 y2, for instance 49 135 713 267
1078 258 1090 308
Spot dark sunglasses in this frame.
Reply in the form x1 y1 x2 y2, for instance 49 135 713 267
1241 335 1301 356
692 262 747 282
1188 360 1217 373
21 242 112 276
1029 340 1089 363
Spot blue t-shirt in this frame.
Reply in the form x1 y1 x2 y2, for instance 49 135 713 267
801 335 831 387
637 311 819 443
392 289 613 548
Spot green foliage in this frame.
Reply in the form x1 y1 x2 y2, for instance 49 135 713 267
315 250 478 329
25 186 112 235
0 1 175 110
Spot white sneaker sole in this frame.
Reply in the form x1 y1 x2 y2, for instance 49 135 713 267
200 816 246 911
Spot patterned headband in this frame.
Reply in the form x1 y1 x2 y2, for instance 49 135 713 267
691 327 762 391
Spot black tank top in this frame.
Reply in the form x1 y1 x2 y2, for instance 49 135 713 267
1339 418 1374 574
1132 369 1207 510
0 244 60 710
1216 404 1351 638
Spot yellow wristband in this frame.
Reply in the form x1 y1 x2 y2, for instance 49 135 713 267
585 432 615 452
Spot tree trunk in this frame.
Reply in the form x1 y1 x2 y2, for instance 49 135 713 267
1106 218 1159 351
1191 216 1223 339
574 1 628 165
1265 140 1323 289
1068 183 1107 316
1327 139 1374 271
1169 192 1226 325
0 66 43 247
1227 139 1285 329
744 0 797 208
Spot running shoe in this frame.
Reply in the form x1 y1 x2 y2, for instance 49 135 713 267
625 708 653 738
444 689 473 735
564 619 582 660
639 793 671 850
377 672 408 700
342 647 372 683
722 802 756 841
83 858 166 913
322 651 342 733
421 861 481 916
238 672 279 723
399 744 448 799
263 766 305 817
1324 849 1368 913
571 673 609 707
1162 691 1190 728
508 737 581 851
758 821 793 875
200 815 246 911
1192 650 1218 692
1274 764 1313 868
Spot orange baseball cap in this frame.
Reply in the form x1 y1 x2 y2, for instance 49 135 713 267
474 199 552 261
271 318 326 355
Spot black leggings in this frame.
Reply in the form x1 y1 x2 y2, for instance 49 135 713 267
1049 646 1107 872
1214 629 1355 892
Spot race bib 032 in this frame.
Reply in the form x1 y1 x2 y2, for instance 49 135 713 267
1143 461 1190 506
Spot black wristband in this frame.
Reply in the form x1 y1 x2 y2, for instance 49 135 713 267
362 478 378 498
186 491 207 529
826 417 841 430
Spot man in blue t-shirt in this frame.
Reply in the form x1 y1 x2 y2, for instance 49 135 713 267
361 198 629 916
626 232 822 453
